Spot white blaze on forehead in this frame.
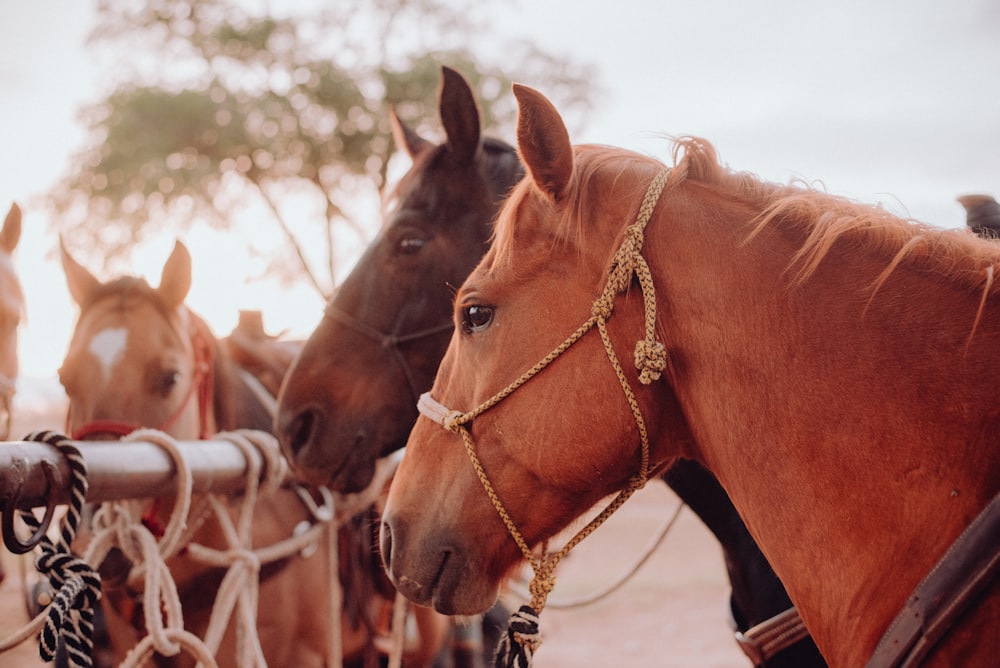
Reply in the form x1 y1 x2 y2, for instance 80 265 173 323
88 327 128 383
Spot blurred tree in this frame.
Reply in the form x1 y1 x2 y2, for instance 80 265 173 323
48 0 597 296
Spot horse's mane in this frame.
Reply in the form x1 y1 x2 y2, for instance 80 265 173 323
488 137 1000 300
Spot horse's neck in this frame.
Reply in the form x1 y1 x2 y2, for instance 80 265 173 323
211 347 276 434
661 460 794 627
647 204 1000 664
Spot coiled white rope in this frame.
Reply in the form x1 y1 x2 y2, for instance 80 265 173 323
1 430 409 668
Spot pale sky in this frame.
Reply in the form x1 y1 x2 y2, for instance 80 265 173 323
1 0 998 386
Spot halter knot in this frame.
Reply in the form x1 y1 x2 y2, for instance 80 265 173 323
604 225 644 296
417 392 466 431
634 339 667 384
590 295 615 320
525 553 560 611
592 171 671 387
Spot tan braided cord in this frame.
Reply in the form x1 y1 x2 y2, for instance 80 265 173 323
419 168 673 617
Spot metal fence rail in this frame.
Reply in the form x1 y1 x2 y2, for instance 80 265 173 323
0 437 264 512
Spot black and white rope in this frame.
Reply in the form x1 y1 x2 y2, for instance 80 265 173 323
493 605 541 668
18 430 101 667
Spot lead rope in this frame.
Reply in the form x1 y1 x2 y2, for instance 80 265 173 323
504 496 684 609
83 428 216 666
242 365 349 667
7 431 101 667
417 168 672 668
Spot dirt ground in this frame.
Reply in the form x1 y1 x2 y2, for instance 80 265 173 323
0 394 750 667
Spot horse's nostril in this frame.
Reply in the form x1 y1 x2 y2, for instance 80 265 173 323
287 409 317 458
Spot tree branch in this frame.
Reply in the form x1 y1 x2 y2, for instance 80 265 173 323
241 173 330 299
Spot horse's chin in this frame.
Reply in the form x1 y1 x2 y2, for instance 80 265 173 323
327 456 377 494
394 559 501 617
283 446 373 494
432 578 501 617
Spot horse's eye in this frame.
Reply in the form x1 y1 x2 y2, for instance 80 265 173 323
462 305 494 333
397 236 426 255
155 370 181 397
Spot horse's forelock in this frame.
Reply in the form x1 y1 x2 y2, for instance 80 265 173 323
485 179 534 270
384 136 521 236
487 144 665 270
78 276 181 325
382 144 442 221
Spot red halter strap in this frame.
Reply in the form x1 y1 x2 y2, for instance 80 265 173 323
69 310 216 441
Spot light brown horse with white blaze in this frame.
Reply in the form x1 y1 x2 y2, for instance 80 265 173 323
59 240 445 667
381 84 1000 667
0 201 23 588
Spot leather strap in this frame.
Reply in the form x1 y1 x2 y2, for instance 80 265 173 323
865 492 1000 667
734 606 811 666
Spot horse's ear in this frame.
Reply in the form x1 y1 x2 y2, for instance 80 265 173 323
439 65 481 165
513 84 574 202
1 203 21 254
390 107 432 159
60 237 101 307
157 240 192 308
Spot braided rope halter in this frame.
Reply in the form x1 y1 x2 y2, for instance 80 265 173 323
417 169 672 667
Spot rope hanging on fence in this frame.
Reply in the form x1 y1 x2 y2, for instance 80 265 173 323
81 428 219 667
100 429 405 668
84 428 303 668
1 429 413 667
181 430 282 667
12 431 101 668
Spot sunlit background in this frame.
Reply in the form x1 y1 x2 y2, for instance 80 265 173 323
1 0 998 412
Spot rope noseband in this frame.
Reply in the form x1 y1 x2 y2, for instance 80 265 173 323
417 169 672 667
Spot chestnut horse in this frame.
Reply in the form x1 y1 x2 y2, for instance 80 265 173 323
59 240 449 667
380 84 1000 668
277 67 824 666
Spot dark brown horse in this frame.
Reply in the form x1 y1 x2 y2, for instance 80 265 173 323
276 67 824 667
380 83 1000 667
59 240 450 667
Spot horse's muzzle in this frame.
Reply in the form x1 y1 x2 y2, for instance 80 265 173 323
379 510 500 616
